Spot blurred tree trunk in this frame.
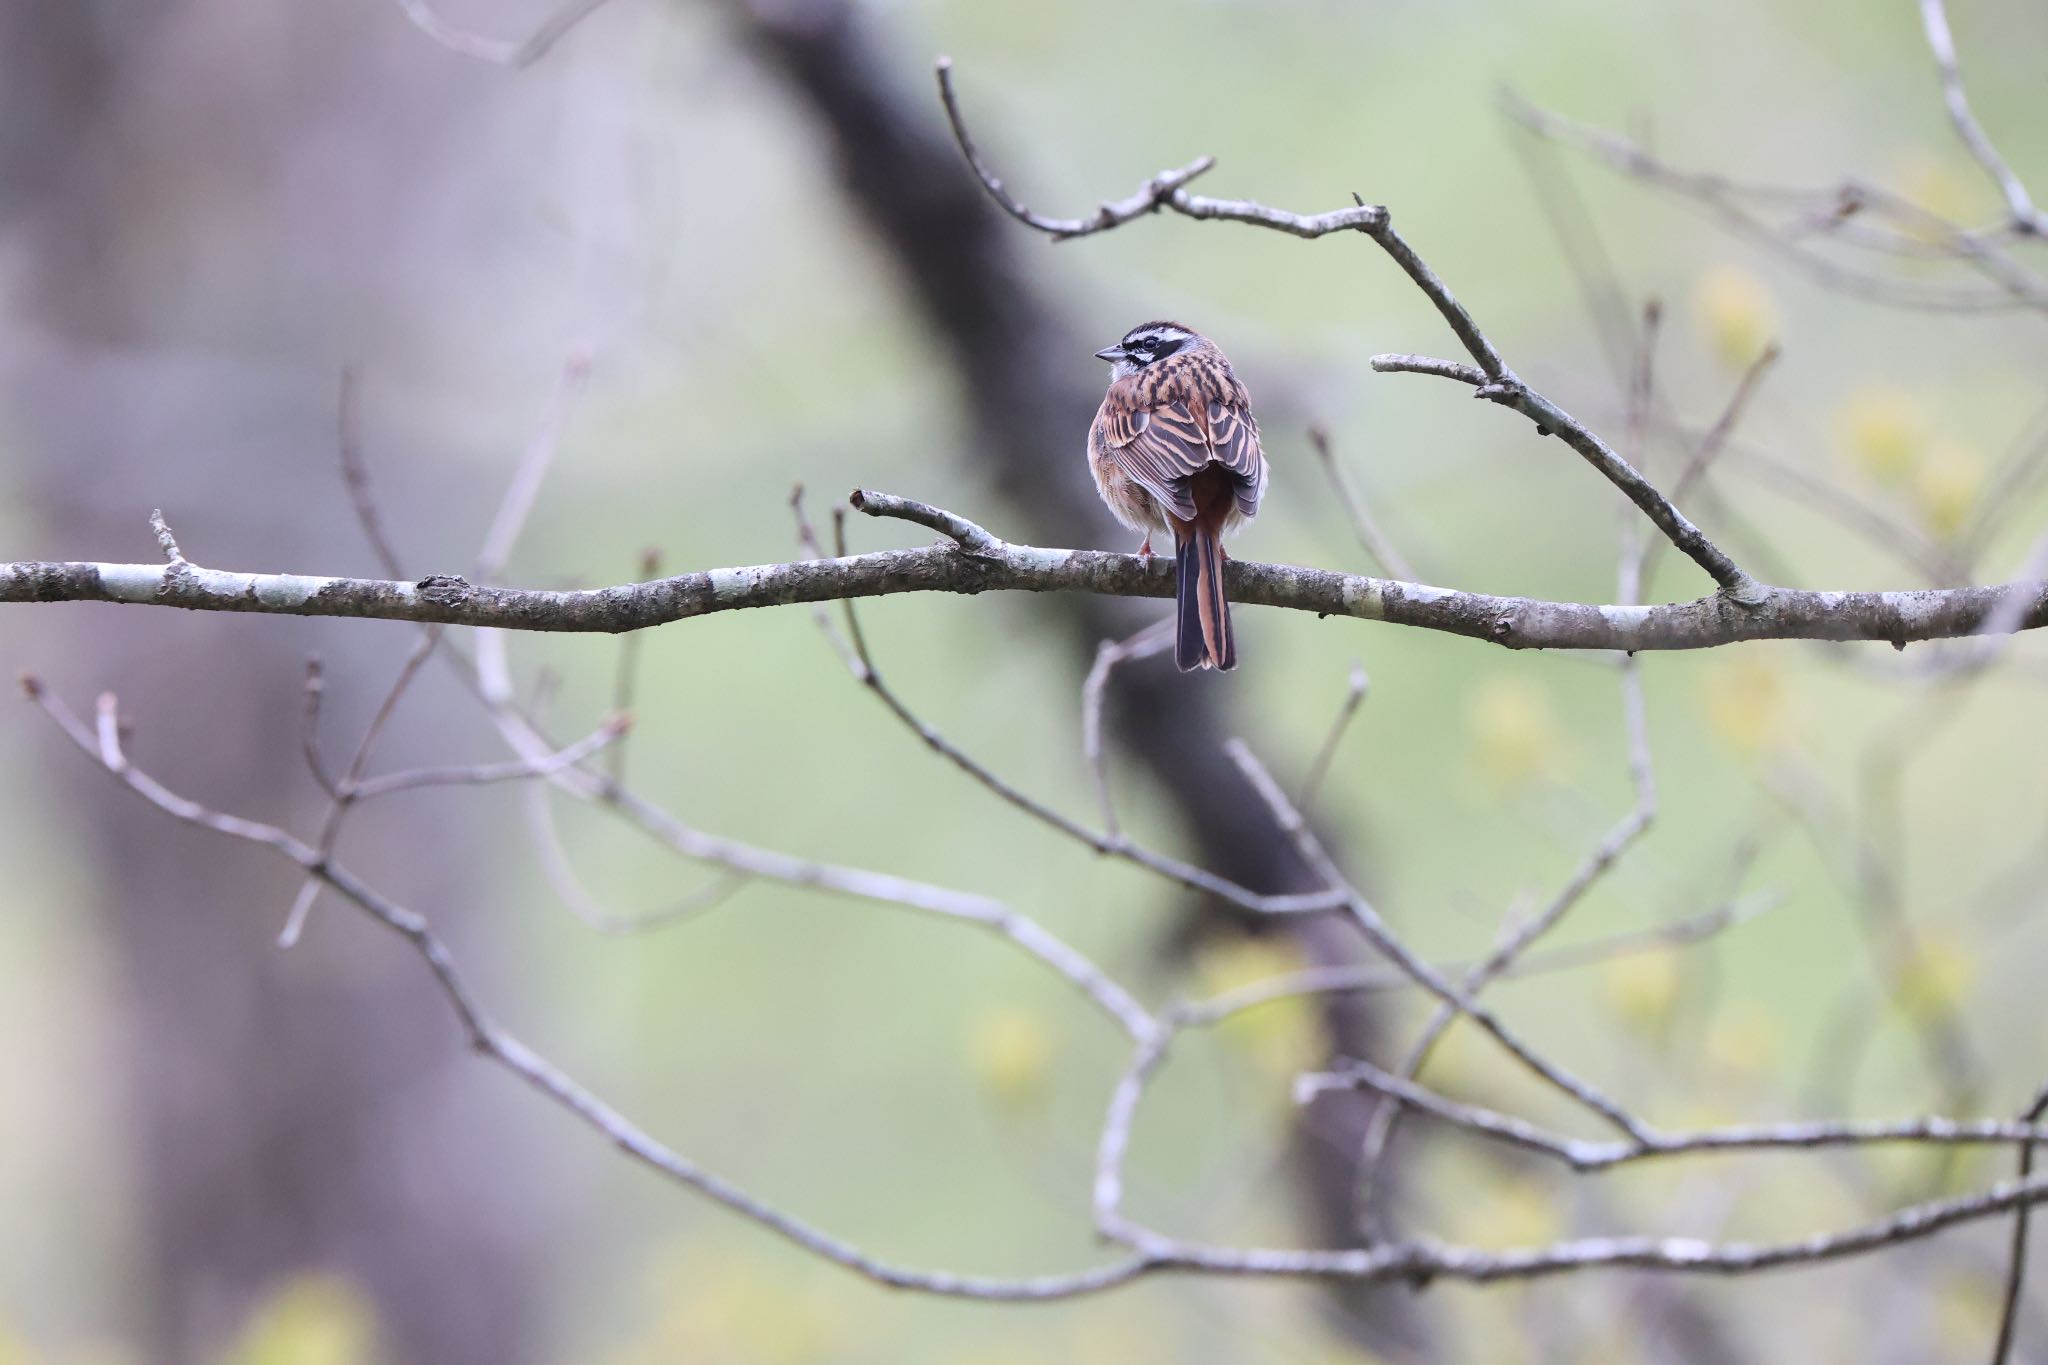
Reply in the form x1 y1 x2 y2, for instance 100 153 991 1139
0 5 548 1362
722 1 1431 1355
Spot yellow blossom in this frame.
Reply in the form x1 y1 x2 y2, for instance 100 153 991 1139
225 1275 380 1365
1602 951 1682 1031
1911 438 1984 538
965 1005 1055 1108
1194 938 1315 1079
1703 652 1786 757
1836 386 1929 488
1889 147 1992 238
1693 265 1777 369
1703 1001 1780 1082
1897 934 1974 1023
1468 676 1564 788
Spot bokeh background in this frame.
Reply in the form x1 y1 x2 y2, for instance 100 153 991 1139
3 0 2046 1360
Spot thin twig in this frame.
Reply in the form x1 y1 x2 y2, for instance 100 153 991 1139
391 0 615 69
279 627 444 947
789 483 864 675
1079 619 1175 839
336 367 406 580
820 513 1355 918
476 349 591 581
605 548 658 786
25 675 2048 1298
1675 344 1782 506
148 510 185 565
1307 425 1416 581
1993 1077 2048 1363
1178 887 1777 1026
1310 1058 2048 1170
1297 659 1370 819
1093 1019 1176 1238
1225 740 1653 1144
1504 93 2048 312
522 781 751 936
934 60 1383 242
1351 650 1658 1225
1366 353 1763 602
26 678 1155 1299
299 655 339 799
350 715 629 800
1917 0 2045 237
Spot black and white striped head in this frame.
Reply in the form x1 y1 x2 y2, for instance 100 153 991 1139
1094 321 1200 380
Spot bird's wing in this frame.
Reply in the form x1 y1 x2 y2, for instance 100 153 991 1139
1101 390 1265 522
1201 398 1265 518
1099 400 1208 521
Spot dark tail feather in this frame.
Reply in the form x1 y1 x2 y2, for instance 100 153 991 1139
1174 525 1235 672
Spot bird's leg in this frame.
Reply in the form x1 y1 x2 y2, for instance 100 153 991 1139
1135 532 1154 563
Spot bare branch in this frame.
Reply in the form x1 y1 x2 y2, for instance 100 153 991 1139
456 456 1051 942
521 780 748 936
1994 1078 2048 1363
1367 352 1762 601
1298 658 1370 819
9 495 2045 651
299 655 339 799
26 678 1160 1300
1225 740 1653 1144
475 350 590 581
337 368 407 580
821 516 1348 918
26 677 2048 1298
1307 425 1417 582
1504 94 2048 312
1178 887 1778 1027
846 487 1002 554
605 548 659 786
149 509 185 565
1350 649 1657 1226
1917 0 2045 237
1093 1020 1176 1239
1365 354 1487 385
1311 1058 2048 1170
1079 618 1174 840
349 714 629 800
933 60 1383 242
278 627 444 948
1676 343 1782 505
391 0 614 70
937 60 1761 600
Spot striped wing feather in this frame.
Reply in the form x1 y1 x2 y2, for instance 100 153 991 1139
1101 378 1264 523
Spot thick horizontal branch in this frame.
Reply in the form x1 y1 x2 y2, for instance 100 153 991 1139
5 494 2044 652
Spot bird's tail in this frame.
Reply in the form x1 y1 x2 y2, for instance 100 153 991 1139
1174 522 1235 672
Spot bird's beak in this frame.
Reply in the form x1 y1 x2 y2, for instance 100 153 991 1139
1093 344 1123 362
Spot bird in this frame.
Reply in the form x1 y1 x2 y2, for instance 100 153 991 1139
1088 321 1268 672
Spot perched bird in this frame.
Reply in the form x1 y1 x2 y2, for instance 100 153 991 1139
1088 321 1268 671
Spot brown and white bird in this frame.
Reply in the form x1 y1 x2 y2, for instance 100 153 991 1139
1088 321 1268 671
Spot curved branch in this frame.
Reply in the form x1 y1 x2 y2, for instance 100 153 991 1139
30 665 2048 1303
1918 0 2044 237
934 61 1764 601
5 494 2043 652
